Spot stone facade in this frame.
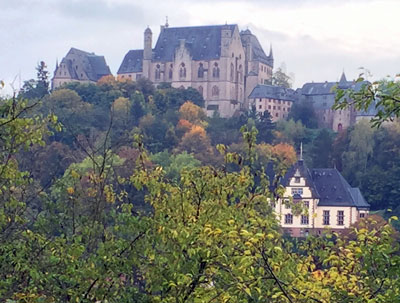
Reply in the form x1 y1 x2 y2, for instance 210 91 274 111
52 48 112 89
118 24 273 117
248 84 296 122
272 158 370 237
299 72 367 132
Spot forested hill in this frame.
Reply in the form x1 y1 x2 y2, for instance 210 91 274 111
0 73 399 301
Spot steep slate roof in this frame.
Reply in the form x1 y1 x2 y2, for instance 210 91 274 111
153 24 237 61
301 73 368 96
248 84 297 101
118 50 144 74
62 48 111 81
311 168 370 209
240 29 273 66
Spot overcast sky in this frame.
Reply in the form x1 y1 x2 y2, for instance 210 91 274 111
1 0 399 96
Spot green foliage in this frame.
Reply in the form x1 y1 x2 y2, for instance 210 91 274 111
151 150 201 180
288 99 318 128
334 74 400 127
19 61 50 100
272 67 292 88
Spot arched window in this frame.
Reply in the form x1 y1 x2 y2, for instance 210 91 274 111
198 86 203 96
198 63 204 78
230 63 234 82
338 123 343 132
179 63 186 78
169 64 173 79
212 63 220 78
238 64 243 82
239 87 242 99
212 85 219 97
155 64 161 80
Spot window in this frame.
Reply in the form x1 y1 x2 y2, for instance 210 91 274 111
136 74 142 80
155 64 161 80
268 105 271 109
207 104 219 111
275 113 278 117
198 63 204 78
259 105 262 109
273 106 276 110
230 63 234 81
238 64 243 82
212 85 219 97
303 201 309 208
285 214 293 224
198 86 203 96
323 210 330 225
291 188 303 196
360 213 365 218
295 177 300 183
179 63 186 78
169 64 173 79
301 215 309 225
212 63 220 78
337 211 344 226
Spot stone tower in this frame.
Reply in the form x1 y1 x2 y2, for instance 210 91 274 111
143 27 153 78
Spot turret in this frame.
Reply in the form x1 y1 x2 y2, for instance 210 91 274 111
144 27 152 60
268 44 274 68
221 24 232 57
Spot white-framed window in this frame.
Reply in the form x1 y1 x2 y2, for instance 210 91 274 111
301 215 309 225
291 188 303 196
285 214 293 224
337 210 344 226
303 201 309 208
323 210 330 225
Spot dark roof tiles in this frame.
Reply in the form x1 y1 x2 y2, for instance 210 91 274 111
248 84 297 101
118 50 144 74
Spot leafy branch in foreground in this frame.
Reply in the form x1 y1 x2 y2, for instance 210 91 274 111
333 72 400 127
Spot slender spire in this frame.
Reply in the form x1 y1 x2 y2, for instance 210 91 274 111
55 58 58 69
269 44 273 59
300 142 303 161
165 16 169 28
339 70 347 83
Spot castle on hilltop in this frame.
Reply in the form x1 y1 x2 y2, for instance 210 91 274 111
117 23 273 117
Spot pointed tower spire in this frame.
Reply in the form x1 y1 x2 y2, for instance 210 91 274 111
55 58 59 69
300 142 303 161
165 16 169 28
269 44 273 59
338 70 348 88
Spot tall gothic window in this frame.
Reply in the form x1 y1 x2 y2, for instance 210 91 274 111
230 63 234 82
198 63 204 78
169 64 173 79
238 64 243 82
212 63 220 78
198 86 203 96
179 63 186 78
212 85 219 97
155 64 161 80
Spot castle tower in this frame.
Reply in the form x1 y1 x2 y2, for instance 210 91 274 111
143 27 153 78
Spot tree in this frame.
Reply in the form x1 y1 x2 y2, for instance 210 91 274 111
334 74 400 127
19 61 49 100
311 128 334 168
272 67 292 88
288 99 319 128
342 119 375 187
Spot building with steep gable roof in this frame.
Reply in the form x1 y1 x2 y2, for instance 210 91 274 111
52 47 112 89
299 72 369 131
118 24 273 117
273 157 370 237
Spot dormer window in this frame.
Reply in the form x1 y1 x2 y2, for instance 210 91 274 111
295 177 300 183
